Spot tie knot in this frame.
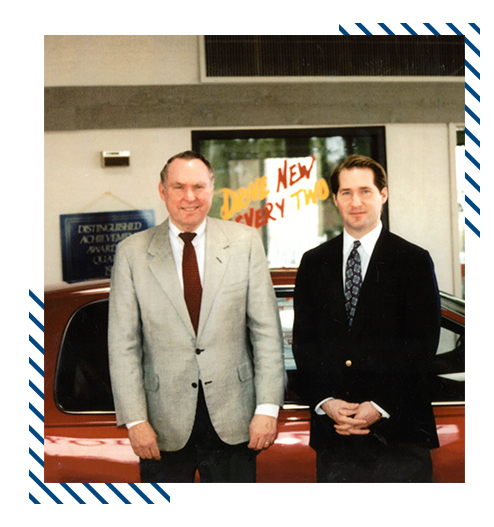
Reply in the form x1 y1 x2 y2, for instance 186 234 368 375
353 240 361 249
179 232 197 244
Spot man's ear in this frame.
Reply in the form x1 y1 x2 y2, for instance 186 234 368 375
381 186 388 205
158 181 166 202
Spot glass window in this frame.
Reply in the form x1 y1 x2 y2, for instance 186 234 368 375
456 129 466 299
193 127 387 268
54 300 114 413
431 310 465 404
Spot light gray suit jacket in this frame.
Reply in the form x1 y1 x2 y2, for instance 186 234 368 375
108 217 285 452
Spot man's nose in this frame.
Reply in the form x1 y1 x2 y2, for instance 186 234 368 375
184 187 196 200
351 194 362 206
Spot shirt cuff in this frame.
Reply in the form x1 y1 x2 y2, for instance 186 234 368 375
315 397 334 415
255 404 279 419
128 406 280 428
370 401 390 419
126 420 146 429
315 398 390 419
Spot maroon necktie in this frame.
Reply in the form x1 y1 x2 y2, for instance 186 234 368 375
179 232 202 334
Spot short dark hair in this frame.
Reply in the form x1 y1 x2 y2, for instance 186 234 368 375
160 150 215 185
330 154 387 195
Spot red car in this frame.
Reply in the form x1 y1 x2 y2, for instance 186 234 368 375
44 270 465 483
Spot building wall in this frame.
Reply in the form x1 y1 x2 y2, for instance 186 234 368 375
44 36 464 295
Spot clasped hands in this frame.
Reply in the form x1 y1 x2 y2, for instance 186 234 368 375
321 399 381 436
128 415 278 460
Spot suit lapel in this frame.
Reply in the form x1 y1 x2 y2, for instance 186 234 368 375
351 229 388 333
147 220 195 334
197 217 231 337
321 235 347 325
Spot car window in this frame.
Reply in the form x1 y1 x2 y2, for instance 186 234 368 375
54 299 114 413
431 317 465 404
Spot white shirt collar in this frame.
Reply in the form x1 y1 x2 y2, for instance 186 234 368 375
169 218 207 241
343 221 382 257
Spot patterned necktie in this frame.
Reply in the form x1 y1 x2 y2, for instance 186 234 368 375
344 240 362 327
179 232 202 334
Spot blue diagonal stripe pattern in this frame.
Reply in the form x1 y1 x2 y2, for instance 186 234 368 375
424 23 440 35
61 483 86 504
465 83 480 102
29 357 43 377
106 483 132 504
29 448 44 468
401 23 418 35
356 23 372 35
29 380 44 400
29 290 44 309
29 402 44 423
29 493 41 504
338 23 479 238
465 173 480 192
30 471 63 504
28 285 171 504
83 483 109 504
465 195 480 215
150 483 171 502
465 104 480 124
29 312 44 332
466 150 480 170
29 335 44 355
129 483 154 504
378 23 394 35
29 425 44 445
465 127 480 147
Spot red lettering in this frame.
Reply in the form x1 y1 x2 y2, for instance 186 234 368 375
298 156 315 181
235 203 280 228
264 202 276 222
254 208 267 228
243 208 255 226
289 164 300 186
276 160 288 192
275 199 285 218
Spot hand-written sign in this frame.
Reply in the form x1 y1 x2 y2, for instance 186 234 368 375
60 210 155 282
218 156 329 228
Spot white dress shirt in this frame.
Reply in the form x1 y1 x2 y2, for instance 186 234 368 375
315 222 390 419
127 219 279 429
168 219 206 287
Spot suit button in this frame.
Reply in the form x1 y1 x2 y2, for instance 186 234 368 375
345 360 352 367
191 382 198 388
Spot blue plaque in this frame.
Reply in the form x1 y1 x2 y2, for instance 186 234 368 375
60 210 155 282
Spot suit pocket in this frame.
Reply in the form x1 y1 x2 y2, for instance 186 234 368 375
143 372 159 392
237 361 254 382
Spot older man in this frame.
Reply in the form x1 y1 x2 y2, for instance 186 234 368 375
109 150 284 483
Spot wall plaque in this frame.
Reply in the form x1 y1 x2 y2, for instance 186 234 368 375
60 210 155 282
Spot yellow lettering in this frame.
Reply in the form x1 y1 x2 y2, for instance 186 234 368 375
220 177 270 220
290 189 305 210
220 188 236 220
317 178 330 200
259 176 270 200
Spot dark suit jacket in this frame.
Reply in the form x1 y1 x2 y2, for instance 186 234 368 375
292 228 441 451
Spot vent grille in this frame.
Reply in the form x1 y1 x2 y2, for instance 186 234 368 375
204 36 464 77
